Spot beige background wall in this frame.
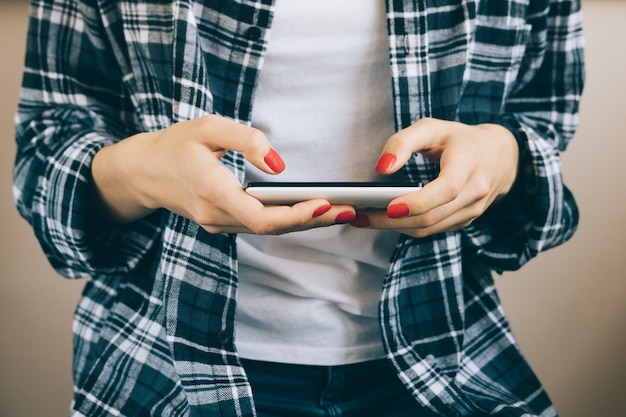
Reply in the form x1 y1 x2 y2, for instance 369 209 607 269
1 1 624 416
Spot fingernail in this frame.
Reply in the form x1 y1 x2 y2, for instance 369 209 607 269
264 148 286 173
312 204 332 218
335 211 357 224
387 203 409 218
350 214 370 228
375 153 396 173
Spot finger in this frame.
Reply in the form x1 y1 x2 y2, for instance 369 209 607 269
381 180 459 222
382 133 477 216
260 204 356 234
189 115 285 174
375 117 447 175
357 204 478 238
196 201 331 233
261 201 357 233
238 202 356 235
215 182 357 234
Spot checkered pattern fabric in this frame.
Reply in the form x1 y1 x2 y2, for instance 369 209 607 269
13 0 584 415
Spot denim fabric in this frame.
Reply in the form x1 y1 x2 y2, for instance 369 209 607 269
15 0 583 414
241 358 433 417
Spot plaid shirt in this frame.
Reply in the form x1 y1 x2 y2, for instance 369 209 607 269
14 0 584 416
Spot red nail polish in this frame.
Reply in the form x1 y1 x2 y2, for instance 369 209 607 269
350 214 370 228
335 211 357 224
264 148 285 173
375 153 396 173
387 203 409 218
312 204 332 218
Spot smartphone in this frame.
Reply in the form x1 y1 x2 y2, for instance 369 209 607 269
244 182 422 209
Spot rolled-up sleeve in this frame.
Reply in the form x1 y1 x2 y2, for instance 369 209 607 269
13 0 163 279
463 0 585 271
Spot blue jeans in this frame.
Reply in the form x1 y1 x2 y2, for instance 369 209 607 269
241 358 432 417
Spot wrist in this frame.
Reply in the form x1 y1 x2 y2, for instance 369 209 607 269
477 123 519 198
91 133 157 224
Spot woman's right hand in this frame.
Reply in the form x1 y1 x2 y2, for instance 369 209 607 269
91 115 355 234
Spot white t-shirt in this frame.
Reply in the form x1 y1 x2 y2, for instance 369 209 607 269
236 0 400 365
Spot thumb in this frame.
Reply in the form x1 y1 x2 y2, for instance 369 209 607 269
260 147 286 174
375 118 447 174
237 129 286 174
191 114 285 174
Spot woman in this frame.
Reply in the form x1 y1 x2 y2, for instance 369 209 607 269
13 0 584 415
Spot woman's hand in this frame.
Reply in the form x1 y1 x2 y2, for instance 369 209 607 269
91 115 355 235
356 117 519 238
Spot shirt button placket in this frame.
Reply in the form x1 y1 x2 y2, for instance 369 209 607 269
215 330 231 346
245 26 262 41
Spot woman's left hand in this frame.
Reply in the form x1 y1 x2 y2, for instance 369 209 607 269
356 117 519 238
